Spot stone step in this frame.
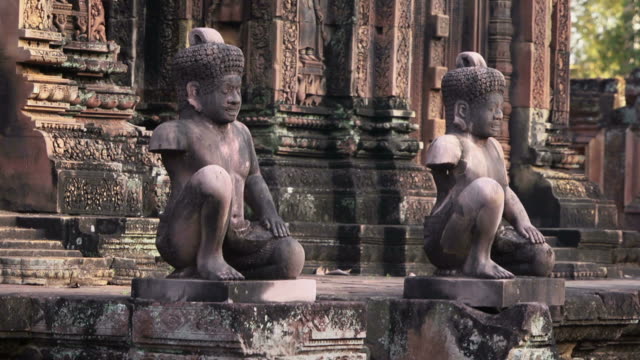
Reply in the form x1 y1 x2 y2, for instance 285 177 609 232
0 228 48 240
553 247 613 264
0 256 113 286
0 249 81 257
543 236 560 247
0 216 17 227
0 239 65 250
551 261 608 280
541 228 623 248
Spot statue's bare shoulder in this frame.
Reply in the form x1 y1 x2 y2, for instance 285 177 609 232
149 120 190 153
425 134 462 168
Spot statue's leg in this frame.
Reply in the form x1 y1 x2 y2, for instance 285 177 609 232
440 177 514 279
162 165 244 281
223 224 305 280
239 237 305 280
492 226 555 277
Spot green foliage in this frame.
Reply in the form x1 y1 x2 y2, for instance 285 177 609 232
571 0 640 78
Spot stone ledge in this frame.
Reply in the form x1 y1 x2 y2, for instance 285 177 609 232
131 278 317 303
403 276 566 307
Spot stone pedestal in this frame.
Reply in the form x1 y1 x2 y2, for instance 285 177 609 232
0 289 366 359
132 278 317 303
367 298 558 360
403 276 565 307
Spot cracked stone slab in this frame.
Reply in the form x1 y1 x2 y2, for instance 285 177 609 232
131 278 316 303
403 276 565 307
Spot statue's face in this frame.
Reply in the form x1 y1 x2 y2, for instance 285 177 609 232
468 92 503 138
195 74 242 124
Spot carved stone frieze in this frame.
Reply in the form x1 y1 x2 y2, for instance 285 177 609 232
58 171 141 215
48 128 161 168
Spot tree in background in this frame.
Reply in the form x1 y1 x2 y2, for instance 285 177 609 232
571 0 640 78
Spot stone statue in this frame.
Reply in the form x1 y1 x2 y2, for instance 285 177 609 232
424 52 554 279
150 28 305 281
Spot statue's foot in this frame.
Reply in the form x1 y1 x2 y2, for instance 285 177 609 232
463 259 514 279
199 259 245 281
167 266 199 279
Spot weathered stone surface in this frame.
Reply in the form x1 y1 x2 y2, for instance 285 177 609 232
555 282 640 359
132 278 317 303
367 299 557 360
403 276 565 307
0 285 367 359
0 293 131 359
132 300 367 359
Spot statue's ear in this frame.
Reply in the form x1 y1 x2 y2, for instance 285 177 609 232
453 100 468 131
186 81 203 112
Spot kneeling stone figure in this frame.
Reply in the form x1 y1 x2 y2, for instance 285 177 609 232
150 28 305 281
424 52 554 279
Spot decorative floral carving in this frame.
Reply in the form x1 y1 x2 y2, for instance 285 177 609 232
281 21 298 104
395 27 411 99
532 0 547 109
355 25 370 98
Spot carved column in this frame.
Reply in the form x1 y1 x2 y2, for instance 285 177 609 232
487 0 513 163
419 0 449 159
509 0 618 229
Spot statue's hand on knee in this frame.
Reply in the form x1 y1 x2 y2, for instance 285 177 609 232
514 222 545 244
261 215 290 238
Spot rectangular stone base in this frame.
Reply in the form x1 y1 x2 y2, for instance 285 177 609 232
131 278 316 303
0 286 365 359
403 276 565 307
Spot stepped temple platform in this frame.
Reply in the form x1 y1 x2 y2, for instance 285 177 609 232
2 276 640 359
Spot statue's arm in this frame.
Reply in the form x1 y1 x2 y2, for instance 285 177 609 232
503 187 545 244
425 135 461 202
242 126 290 237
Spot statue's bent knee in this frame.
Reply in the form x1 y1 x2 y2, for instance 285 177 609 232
277 238 305 279
191 165 233 200
467 177 504 208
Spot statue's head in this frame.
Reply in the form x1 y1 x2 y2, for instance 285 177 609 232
442 52 505 138
173 28 244 123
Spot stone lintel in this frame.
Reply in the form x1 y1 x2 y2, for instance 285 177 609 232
403 276 565 307
132 278 316 303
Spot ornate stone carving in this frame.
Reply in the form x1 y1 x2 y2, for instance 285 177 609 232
395 27 411 99
89 0 107 42
281 21 298 104
23 0 52 31
532 0 548 109
550 0 571 130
